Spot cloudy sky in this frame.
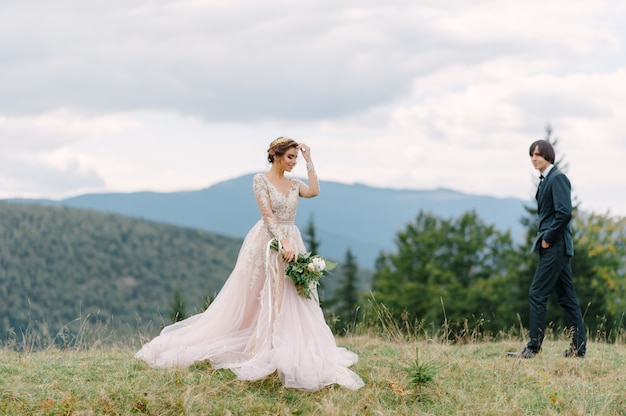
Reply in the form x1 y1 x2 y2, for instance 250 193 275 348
1 0 625 216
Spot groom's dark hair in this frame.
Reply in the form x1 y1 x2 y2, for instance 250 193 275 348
529 139 555 164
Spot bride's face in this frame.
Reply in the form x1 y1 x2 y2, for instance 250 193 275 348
277 147 299 172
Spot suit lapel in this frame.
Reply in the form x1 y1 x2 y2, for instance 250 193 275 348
536 167 557 202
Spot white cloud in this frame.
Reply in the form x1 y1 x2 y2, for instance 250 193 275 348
1 0 626 216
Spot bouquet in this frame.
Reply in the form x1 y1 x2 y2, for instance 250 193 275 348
270 238 337 299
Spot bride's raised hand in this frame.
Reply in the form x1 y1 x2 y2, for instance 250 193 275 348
298 143 312 161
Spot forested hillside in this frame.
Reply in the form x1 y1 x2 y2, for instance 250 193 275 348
0 202 242 343
10 174 528 269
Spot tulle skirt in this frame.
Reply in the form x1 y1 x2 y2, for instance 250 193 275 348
135 220 364 391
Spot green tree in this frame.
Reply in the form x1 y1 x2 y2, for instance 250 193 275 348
331 248 360 334
303 214 320 256
571 212 626 337
370 210 520 335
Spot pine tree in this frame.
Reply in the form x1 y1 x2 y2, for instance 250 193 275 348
332 248 360 334
303 214 320 255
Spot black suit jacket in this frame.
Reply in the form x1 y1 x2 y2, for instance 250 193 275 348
533 166 574 256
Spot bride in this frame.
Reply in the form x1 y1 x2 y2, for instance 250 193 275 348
135 137 364 391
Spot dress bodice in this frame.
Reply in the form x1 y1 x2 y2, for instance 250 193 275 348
253 174 303 239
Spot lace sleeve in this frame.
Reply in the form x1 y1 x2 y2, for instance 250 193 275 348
295 178 307 196
253 174 284 241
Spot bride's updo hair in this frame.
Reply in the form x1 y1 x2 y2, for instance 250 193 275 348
267 137 298 163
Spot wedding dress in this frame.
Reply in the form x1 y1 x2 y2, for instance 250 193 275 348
135 173 364 391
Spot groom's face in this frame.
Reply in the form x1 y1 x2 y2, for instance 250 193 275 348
531 145 550 173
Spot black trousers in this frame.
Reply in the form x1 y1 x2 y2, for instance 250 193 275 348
526 242 586 354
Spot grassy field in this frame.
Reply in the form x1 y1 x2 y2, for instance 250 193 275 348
1 332 625 416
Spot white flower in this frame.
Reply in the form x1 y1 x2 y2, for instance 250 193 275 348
311 257 326 271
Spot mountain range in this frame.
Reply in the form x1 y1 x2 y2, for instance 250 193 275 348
9 173 530 268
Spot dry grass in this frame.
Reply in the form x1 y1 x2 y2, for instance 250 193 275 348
1 334 625 415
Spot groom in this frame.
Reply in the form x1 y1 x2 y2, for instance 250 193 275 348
509 140 586 358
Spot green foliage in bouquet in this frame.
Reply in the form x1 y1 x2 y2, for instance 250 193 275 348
270 239 337 299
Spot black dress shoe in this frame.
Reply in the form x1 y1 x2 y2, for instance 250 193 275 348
563 347 585 358
506 347 537 358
